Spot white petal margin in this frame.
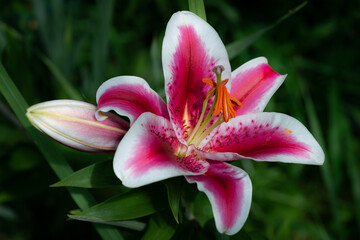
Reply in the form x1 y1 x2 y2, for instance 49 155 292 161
162 11 232 144
197 112 325 165
186 162 252 235
162 11 232 90
230 57 287 115
96 76 169 124
113 112 209 188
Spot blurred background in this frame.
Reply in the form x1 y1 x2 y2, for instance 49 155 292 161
0 0 359 239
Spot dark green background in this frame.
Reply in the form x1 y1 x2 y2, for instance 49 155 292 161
0 0 359 239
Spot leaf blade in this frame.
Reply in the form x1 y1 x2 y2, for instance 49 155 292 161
77 186 167 221
141 211 177 240
51 160 120 188
188 0 207 21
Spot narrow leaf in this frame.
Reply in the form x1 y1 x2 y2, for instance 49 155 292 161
89 0 114 95
343 119 360 230
226 1 307 60
77 186 167 221
68 214 146 231
142 211 177 240
299 74 343 237
188 0 207 21
164 178 182 223
51 160 120 188
150 37 163 93
327 80 342 189
191 192 213 227
39 53 83 100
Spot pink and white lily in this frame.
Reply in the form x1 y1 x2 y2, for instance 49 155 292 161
26 100 129 153
96 11 324 235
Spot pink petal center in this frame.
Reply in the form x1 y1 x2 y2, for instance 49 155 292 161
203 120 310 159
167 25 217 139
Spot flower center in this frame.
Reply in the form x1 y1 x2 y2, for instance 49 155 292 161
186 65 242 146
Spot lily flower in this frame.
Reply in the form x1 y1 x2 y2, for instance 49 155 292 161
96 11 324 235
26 100 129 153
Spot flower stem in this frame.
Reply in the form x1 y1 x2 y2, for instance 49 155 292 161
188 0 207 21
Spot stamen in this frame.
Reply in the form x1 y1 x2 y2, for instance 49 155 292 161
205 77 242 123
186 65 242 146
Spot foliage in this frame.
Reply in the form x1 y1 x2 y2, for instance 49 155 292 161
1 0 359 239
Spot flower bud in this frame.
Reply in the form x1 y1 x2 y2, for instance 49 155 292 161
26 100 129 153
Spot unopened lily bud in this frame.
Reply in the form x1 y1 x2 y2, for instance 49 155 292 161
26 100 129 153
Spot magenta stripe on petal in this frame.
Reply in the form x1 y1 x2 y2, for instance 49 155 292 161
199 113 324 165
186 162 252 235
162 12 231 143
205 118 309 158
167 25 217 139
230 57 286 115
96 76 169 124
113 112 209 188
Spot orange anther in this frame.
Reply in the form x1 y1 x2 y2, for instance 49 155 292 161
282 128 293 134
203 78 242 123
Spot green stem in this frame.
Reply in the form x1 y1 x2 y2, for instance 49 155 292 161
188 0 207 21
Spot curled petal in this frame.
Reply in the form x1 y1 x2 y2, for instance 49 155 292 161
162 11 231 143
198 112 324 165
230 57 286 115
114 112 209 188
26 100 129 153
186 162 252 235
96 76 169 124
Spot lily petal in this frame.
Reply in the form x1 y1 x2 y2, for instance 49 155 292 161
186 162 252 235
114 112 209 188
198 112 324 165
96 76 169 124
26 100 129 152
162 11 231 143
230 57 286 115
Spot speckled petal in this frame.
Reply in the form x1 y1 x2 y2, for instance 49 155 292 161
114 112 209 188
162 11 231 144
198 112 324 165
186 162 252 235
230 57 286 115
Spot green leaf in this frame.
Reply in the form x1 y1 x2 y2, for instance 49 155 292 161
188 0 207 21
38 53 83 100
164 178 182 223
226 1 307 60
51 160 120 188
343 117 360 230
89 0 114 95
0 63 123 239
141 211 177 240
68 214 146 231
298 74 343 236
191 192 213 227
77 186 167 221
